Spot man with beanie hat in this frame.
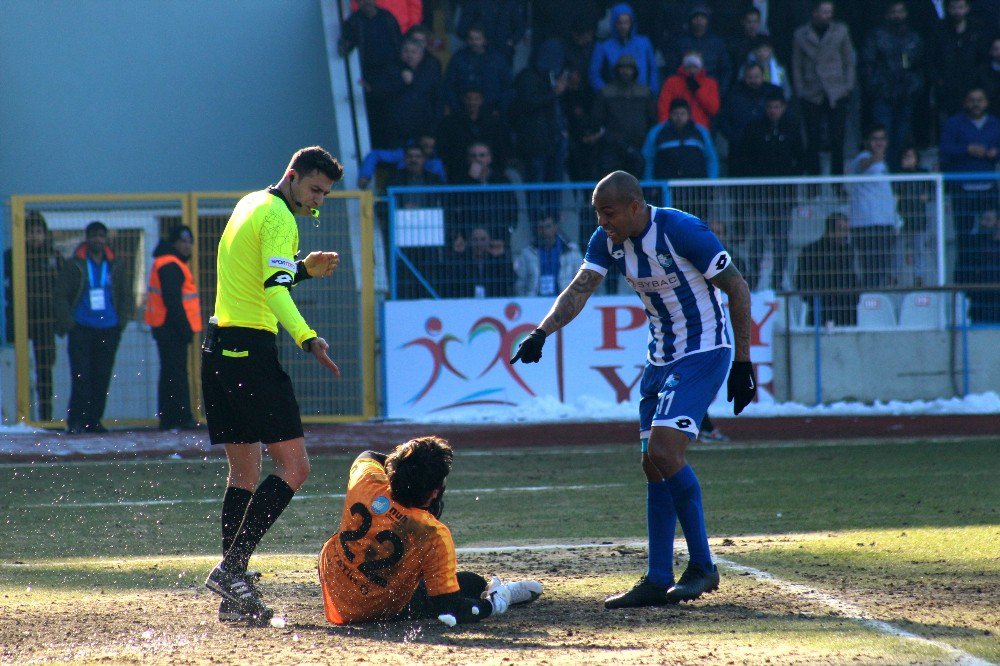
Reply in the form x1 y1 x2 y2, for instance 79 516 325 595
54 220 133 434
145 225 201 430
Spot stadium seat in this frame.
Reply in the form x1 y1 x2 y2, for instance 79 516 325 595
856 292 897 328
898 291 945 329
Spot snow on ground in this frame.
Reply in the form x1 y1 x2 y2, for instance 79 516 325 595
409 391 1000 424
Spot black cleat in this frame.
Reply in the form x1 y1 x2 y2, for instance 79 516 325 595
604 576 677 609
206 564 273 623
666 563 720 603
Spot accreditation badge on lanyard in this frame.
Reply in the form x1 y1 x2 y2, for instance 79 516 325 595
88 259 108 311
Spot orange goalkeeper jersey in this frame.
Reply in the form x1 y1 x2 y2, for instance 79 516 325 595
319 457 460 624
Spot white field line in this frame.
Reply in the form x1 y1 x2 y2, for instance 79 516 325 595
0 436 985 470
20 483 627 509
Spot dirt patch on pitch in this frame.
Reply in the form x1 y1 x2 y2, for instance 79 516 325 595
1 544 975 665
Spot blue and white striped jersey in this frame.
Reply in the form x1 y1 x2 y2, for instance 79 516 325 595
584 205 732 365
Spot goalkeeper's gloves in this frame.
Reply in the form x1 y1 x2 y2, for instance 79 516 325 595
727 361 756 415
509 328 546 364
482 576 544 614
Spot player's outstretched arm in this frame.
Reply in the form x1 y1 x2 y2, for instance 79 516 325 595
710 264 756 414
510 268 603 364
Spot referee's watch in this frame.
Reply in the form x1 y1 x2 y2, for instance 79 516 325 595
302 337 317 352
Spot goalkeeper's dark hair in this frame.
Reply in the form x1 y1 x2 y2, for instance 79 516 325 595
386 436 453 507
287 146 344 183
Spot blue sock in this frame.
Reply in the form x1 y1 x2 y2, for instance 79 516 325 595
666 465 713 570
646 480 676 586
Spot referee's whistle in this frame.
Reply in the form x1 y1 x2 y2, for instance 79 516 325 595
310 208 319 218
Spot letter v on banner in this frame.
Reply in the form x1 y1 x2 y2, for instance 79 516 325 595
591 365 645 403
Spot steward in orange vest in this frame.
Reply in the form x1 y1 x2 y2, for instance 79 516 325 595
146 225 201 430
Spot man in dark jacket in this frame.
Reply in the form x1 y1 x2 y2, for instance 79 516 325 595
642 98 718 181
796 212 858 326
666 5 733 94
443 24 512 116
861 1 925 168
145 226 201 431
717 62 784 175
436 87 511 180
367 36 443 149
737 91 806 290
932 0 990 121
54 221 133 434
592 53 657 177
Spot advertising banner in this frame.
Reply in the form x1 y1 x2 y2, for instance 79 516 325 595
383 292 783 418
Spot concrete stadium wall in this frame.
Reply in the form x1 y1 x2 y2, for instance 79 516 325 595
0 0 340 202
773 328 1000 404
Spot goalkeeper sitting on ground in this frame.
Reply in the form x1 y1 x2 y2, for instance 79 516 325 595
319 436 542 625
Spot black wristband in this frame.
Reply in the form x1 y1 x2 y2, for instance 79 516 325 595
302 336 316 352
295 260 312 282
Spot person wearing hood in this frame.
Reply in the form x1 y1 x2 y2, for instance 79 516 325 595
592 53 657 176
589 3 658 94
667 5 732 94
54 221 134 434
657 51 721 129
145 225 202 431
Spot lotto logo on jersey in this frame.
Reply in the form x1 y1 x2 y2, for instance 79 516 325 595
611 248 625 259
370 496 391 515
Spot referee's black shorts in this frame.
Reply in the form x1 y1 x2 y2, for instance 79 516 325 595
201 326 304 445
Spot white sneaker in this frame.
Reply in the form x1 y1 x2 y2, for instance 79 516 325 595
483 576 543 614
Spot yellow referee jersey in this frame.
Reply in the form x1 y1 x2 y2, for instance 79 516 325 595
213 189 317 346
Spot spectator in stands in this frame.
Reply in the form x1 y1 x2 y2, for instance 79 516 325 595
666 5 732 94
939 87 1000 268
563 60 605 183
848 125 899 289
453 141 517 243
729 6 766 75
589 3 658 95
455 0 526 65
644 98 719 181
974 36 1000 114
444 225 514 298
932 0 990 122
657 51 721 129
349 0 422 35
531 0 602 47
745 36 792 100
795 212 859 326
436 87 511 181
735 90 806 290
957 208 1000 322
717 63 784 174
357 134 446 190
3 211 63 422
592 54 658 178
861 1 926 170
511 37 569 196
443 24 512 116
339 0 404 148
894 145 934 286
145 226 200 432
385 143 446 204
792 0 856 175
54 221 133 434
514 215 584 297
652 1 694 60
366 36 442 149
565 16 598 92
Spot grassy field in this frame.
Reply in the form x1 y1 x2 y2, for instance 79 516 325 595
1 437 998 664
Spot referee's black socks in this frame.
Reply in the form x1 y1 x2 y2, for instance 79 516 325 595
221 475 295 573
221 486 253 556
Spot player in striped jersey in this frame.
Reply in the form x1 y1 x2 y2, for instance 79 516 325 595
511 171 756 607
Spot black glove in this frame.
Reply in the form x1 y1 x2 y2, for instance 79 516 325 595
509 328 546 364
685 76 700 93
428 485 446 519
727 361 756 416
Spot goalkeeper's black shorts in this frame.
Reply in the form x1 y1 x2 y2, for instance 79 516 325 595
201 326 304 445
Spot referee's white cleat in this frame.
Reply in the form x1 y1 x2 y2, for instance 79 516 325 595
483 575 543 614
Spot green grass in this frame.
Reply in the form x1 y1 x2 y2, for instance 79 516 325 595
1 437 998 663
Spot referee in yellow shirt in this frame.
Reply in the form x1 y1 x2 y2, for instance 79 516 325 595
203 146 343 624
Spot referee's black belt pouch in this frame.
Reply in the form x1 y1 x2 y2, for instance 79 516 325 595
214 326 277 352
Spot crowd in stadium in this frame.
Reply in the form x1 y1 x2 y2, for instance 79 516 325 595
341 0 1000 315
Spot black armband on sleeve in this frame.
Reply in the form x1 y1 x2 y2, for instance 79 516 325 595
357 451 389 466
263 271 295 290
294 260 312 284
429 592 494 624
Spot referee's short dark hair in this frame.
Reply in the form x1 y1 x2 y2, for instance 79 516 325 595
288 146 345 183
385 436 453 508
